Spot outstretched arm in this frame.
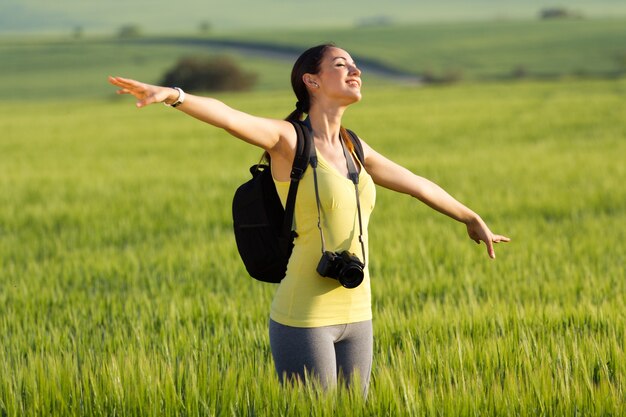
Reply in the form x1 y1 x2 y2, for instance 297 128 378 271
108 76 293 153
361 140 510 259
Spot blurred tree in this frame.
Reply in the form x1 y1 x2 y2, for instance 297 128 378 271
118 24 142 38
539 8 583 19
199 21 212 34
160 55 257 92
72 26 83 39
512 65 528 79
422 68 463 84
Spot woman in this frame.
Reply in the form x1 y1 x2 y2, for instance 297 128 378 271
108 43 509 396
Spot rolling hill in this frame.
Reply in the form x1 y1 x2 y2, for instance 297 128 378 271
1 0 626 35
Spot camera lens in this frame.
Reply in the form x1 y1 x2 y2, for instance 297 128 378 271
338 264 364 289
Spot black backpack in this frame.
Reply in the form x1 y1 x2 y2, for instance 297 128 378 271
232 120 364 283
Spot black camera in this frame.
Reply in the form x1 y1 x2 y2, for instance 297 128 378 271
316 251 365 289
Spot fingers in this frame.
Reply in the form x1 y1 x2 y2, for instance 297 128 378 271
466 220 509 259
485 238 495 259
136 96 156 108
108 75 155 107
108 76 127 94
108 76 131 89
485 234 510 259
108 76 139 89
108 76 147 95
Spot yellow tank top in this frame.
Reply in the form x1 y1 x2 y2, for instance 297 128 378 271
270 150 376 327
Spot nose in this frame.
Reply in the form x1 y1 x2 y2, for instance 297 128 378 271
349 64 361 76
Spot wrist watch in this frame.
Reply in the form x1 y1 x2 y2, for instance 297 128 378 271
165 87 185 107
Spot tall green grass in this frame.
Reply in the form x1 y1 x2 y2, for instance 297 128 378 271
0 79 624 415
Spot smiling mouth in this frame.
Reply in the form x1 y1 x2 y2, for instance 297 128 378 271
347 80 361 87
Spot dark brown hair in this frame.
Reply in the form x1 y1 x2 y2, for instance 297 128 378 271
285 43 335 122
263 43 355 163
287 43 354 152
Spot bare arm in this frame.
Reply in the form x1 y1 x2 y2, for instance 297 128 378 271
361 140 510 258
108 76 294 153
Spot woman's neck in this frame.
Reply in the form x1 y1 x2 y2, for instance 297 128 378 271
307 105 345 144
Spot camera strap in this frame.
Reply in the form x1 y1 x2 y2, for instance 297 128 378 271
305 122 367 266
340 136 367 266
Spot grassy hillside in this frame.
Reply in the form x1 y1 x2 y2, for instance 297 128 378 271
1 79 624 416
226 18 626 80
0 39 295 101
2 17 626 103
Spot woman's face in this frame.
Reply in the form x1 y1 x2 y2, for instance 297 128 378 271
309 47 362 106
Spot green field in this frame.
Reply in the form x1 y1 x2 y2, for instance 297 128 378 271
0 38 292 101
1 77 624 415
2 17 626 102
225 18 626 79
1 15 626 416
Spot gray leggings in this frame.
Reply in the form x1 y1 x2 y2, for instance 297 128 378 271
269 319 373 396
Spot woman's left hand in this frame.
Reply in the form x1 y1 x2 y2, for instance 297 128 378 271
466 217 510 259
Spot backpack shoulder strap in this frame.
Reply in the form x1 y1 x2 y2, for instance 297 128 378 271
280 120 310 247
290 121 311 180
346 129 365 165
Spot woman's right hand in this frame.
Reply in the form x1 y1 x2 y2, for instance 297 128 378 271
108 76 178 108
107 75 295 167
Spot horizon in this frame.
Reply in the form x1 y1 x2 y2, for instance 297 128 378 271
2 0 626 36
